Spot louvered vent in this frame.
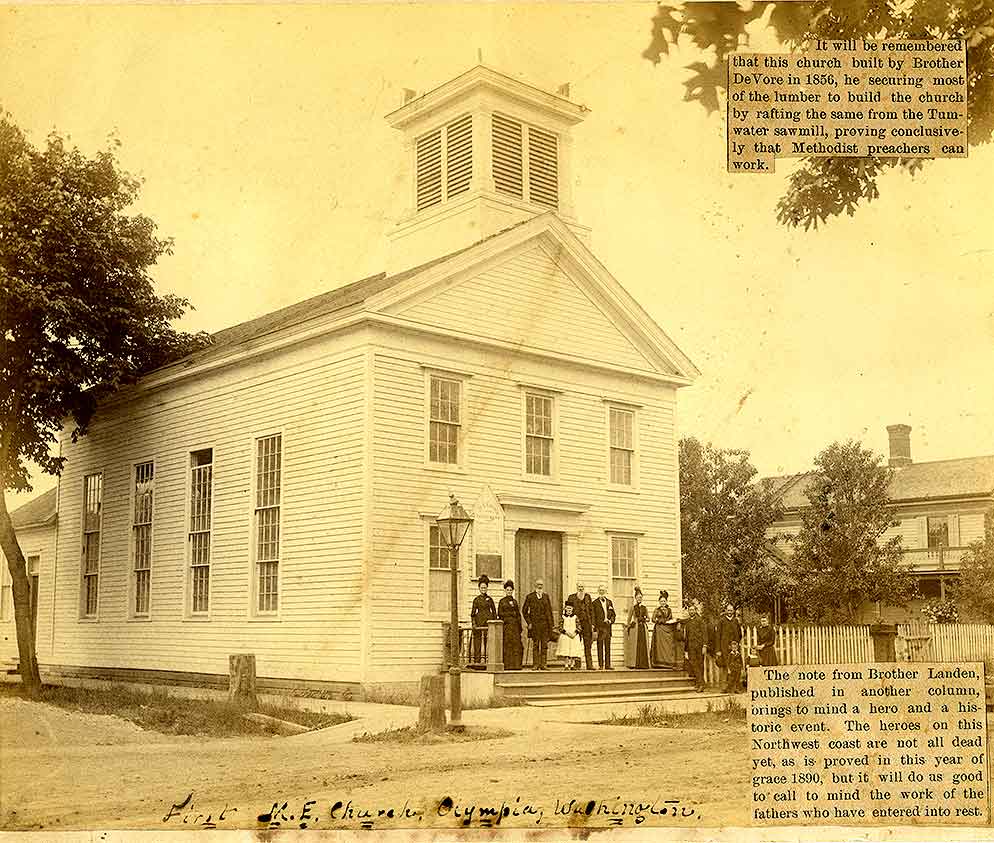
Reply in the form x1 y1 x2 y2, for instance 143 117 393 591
416 128 443 211
445 114 473 199
527 126 559 209
492 113 523 198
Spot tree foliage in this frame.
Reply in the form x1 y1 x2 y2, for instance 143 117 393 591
954 508 994 622
787 440 917 622
678 437 785 615
0 113 209 693
644 0 994 228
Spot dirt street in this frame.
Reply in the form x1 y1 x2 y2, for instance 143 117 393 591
0 698 747 831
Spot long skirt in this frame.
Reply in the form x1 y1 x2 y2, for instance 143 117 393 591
503 622 524 670
624 623 650 669
651 624 677 668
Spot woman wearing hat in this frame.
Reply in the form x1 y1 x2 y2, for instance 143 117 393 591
470 575 497 664
498 580 524 670
624 586 651 669
651 590 677 669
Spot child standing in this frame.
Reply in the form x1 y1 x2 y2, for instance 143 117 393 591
559 603 583 670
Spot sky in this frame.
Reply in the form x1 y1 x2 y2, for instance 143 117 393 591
3 2 992 512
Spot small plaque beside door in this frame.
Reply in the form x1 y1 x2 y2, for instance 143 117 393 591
475 554 502 581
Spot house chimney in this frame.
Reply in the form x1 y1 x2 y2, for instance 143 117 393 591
886 424 912 468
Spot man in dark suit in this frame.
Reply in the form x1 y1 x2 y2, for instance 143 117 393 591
470 575 497 664
565 582 594 670
716 602 743 693
591 584 616 669
521 579 554 670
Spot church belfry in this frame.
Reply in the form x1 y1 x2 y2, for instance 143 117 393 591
384 66 590 272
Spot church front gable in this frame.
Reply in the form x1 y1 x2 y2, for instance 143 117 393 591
388 243 661 374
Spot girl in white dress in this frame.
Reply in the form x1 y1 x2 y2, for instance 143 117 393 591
559 603 583 669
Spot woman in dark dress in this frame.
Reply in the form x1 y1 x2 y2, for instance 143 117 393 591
498 580 524 670
625 587 651 669
650 590 675 668
756 613 778 666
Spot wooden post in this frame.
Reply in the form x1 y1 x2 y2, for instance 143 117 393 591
229 653 258 709
487 619 504 672
442 621 452 668
418 673 447 733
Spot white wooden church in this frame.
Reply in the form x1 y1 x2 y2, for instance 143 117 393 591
2 67 699 693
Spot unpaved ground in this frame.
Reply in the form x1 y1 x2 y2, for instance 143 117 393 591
0 697 746 831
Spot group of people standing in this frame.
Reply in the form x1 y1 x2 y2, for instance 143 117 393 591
469 576 778 690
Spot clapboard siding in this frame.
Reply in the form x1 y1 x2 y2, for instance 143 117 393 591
398 246 656 373
52 338 367 683
367 327 681 680
0 523 56 663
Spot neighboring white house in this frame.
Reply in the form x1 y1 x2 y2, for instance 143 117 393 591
16 67 698 693
764 425 994 624
1 488 57 666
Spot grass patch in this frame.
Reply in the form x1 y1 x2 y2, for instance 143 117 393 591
353 725 514 744
599 698 747 729
0 683 352 737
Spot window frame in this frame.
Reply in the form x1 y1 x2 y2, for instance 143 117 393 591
425 519 460 620
607 532 639 617
424 369 469 471
250 430 285 618
185 446 215 620
79 472 103 620
521 388 559 481
605 402 640 491
926 516 950 551
129 459 155 621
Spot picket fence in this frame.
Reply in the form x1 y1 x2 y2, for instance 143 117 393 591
702 622 994 686
702 624 873 686
896 622 994 665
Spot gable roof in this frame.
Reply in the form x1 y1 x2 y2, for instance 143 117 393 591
144 213 698 388
9 487 57 529
764 455 994 510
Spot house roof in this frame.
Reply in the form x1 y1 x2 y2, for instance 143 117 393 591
9 487 57 529
763 454 994 510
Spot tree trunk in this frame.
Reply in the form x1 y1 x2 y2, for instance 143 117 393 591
228 653 258 710
418 673 446 733
0 490 41 697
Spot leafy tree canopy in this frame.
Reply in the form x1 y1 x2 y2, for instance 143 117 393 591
787 440 917 622
1 115 209 492
679 436 784 616
643 0 994 229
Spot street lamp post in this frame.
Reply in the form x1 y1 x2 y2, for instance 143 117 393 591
435 494 473 732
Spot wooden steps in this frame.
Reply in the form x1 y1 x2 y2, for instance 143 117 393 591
495 667 704 706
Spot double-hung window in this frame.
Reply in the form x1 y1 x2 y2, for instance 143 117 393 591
428 524 457 615
608 406 636 486
524 392 555 477
428 375 462 466
81 473 102 617
188 449 213 615
254 434 282 613
131 462 154 617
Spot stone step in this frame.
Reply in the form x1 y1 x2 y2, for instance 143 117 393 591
525 692 729 708
497 678 695 697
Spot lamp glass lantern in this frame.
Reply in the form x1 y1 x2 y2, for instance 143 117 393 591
436 494 472 552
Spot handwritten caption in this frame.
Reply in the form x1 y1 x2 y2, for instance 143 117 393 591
728 39 967 171
162 793 700 830
749 663 989 826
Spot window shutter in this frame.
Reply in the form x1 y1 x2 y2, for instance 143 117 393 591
445 114 473 199
492 113 523 198
527 125 559 209
415 128 442 211
948 514 960 548
917 516 928 549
